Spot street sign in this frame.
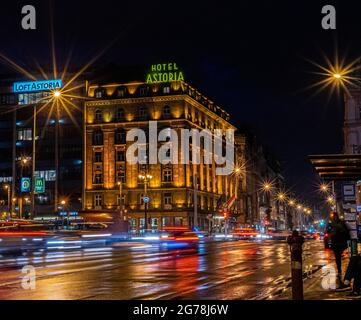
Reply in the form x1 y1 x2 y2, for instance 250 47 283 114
143 196 150 204
34 177 45 193
20 177 31 193
342 183 356 201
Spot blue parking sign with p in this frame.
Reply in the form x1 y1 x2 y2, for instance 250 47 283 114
21 177 31 193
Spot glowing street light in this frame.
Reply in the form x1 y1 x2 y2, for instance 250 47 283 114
277 192 286 201
320 183 329 193
327 196 334 204
4 184 10 214
53 90 61 98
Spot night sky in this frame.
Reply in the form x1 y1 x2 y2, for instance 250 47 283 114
1 0 361 205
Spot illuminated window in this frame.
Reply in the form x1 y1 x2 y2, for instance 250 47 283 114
162 217 170 227
116 87 127 97
18 92 50 105
139 86 150 96
116 165 126 183
163 86 170 94
94 109 103 122
163 193 172 205
94 194 102 207
94 173 103 184
162 167 173 182
117 194 126 205
95 88 105 99
17 129 32 141
174 217 183 226
34 170 56 181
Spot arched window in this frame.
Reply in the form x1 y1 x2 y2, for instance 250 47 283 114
116 107 125 121
163 105 171 117
94 109 102 122
93 130 103 145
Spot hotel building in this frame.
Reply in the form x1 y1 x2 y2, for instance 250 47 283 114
83 78 243 231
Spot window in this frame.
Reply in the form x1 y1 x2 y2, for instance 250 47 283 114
115 129 126 144
162 217 170 227
18 92 50 105
116 150 125 162
34 170 56 182
93 130 103 145
95 194 102 207
139 106 148 119
94 109 102 122
163 86 170 94
17 129 32 141
174 217 183 226
95 88 105 99
163 105 171 117
164 193 172 205
117 194 126 206
94 173 103 184
117 87 126 97
116 107 125 121
139 86 149 96
140 193 145 205
162 168 173 182
94 152 102 163
116 166 126 183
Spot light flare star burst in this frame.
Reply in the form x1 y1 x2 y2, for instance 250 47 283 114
305 51 361 99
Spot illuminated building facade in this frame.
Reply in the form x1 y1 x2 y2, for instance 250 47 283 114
84 79 241 231
0 74 84 217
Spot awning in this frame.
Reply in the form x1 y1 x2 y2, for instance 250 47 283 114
308 154 361 181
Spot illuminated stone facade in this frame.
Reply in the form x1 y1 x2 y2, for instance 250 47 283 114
83 80 242 231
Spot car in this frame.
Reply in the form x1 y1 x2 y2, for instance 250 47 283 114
266 230 291 240
230 227 259 240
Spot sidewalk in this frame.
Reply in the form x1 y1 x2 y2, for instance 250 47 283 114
277 257 360 300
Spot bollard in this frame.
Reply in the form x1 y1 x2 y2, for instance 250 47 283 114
287 230 305 300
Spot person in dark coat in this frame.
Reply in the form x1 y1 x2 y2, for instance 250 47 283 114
328 211 350 289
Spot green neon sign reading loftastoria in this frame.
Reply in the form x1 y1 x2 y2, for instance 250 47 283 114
146 62 184 83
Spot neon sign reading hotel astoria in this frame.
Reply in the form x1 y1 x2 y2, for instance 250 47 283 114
146 62 184 83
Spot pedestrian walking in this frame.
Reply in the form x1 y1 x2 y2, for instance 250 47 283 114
328 211 350 289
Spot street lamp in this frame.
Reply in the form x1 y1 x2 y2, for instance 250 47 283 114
117 181 124 219
53 90 61 98
4 184 10 214
320 183 329 193
138 173 153 232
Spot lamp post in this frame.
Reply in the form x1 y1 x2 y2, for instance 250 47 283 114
19 157 29 219
117 181 123 219
30 104 37 218
53 92 61 214
138 173 152 232
4 184 10 216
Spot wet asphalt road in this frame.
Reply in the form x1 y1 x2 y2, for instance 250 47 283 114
0 240 333 300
